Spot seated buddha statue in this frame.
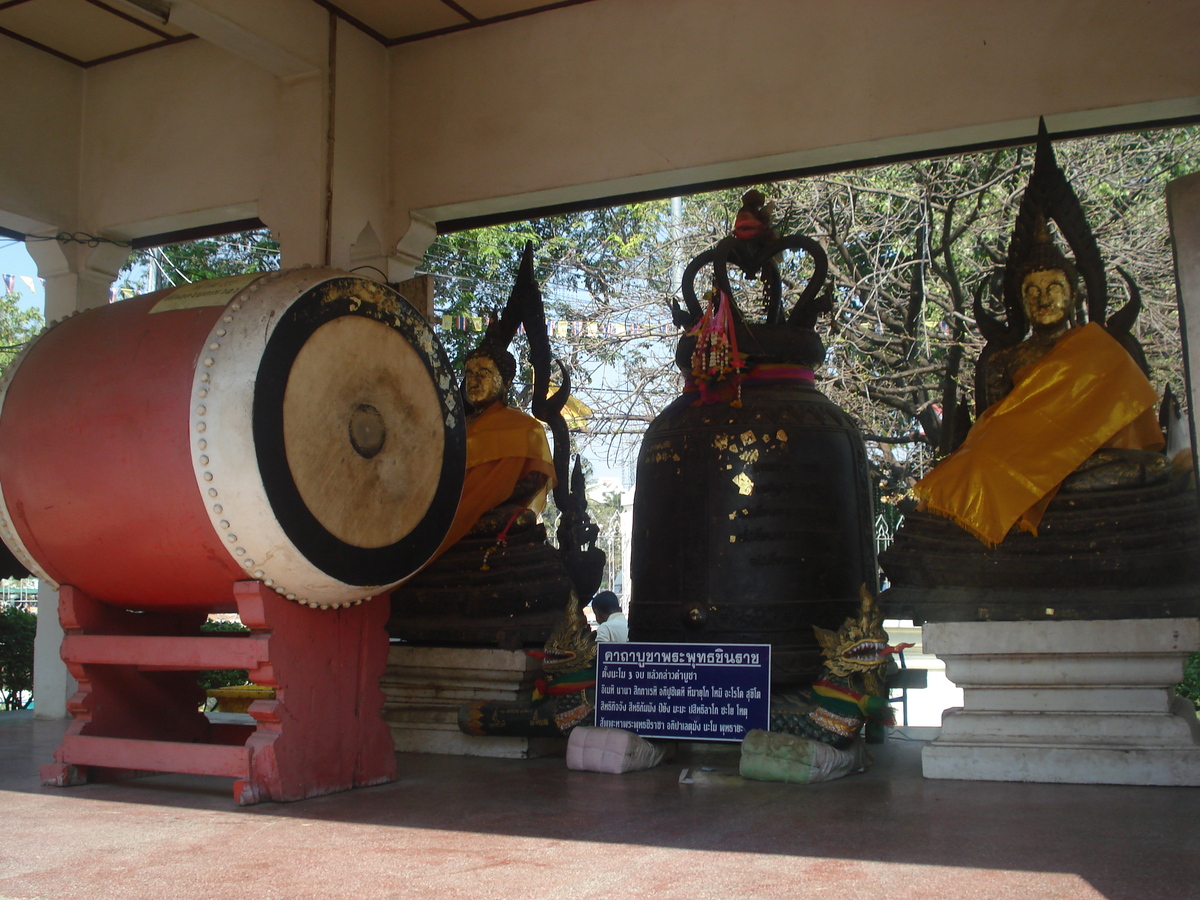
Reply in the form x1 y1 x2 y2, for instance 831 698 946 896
389 242 602 648
879 122 1199 622
910 126 1172 549
981 240 1170 494
912 230 1169 548
436 342 556 554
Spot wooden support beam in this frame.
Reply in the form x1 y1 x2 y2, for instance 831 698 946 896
61 634 270 670
58 735 251 779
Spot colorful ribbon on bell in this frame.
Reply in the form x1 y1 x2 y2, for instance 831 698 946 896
688 288 746 405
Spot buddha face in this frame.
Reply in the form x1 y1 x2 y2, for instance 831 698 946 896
1022 268 1073 330
464 355 506 407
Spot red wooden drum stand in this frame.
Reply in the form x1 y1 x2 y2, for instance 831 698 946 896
0 269 465 803
40 581 395 804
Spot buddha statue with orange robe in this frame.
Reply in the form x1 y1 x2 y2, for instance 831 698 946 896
389 242 604 647
434 343 556 555
880 121 1199 623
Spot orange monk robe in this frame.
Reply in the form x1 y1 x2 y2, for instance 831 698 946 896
435 402 557 555
913 322 1163 547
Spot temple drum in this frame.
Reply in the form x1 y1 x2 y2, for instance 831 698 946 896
0 269 465 610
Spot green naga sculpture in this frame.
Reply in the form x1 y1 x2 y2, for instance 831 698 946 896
458 590 597 739
742 586 911 784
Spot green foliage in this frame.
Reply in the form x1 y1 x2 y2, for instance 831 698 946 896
119 229 279 295
421 203 678 429
0 604 36 710
0 291 44 370
197 619 251 691
1179 652 1200 709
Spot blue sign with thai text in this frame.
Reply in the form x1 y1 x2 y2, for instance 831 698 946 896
594 642 771 741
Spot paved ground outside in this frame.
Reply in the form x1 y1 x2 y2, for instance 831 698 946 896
2 712 1198 900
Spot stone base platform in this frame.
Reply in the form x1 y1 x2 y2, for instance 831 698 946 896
922 618 1200 785
381 645 565 758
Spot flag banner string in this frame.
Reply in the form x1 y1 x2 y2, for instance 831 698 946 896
1 274 46 294
3 278 679 338
435 314 677 337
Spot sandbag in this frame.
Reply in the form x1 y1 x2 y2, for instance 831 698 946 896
739 728 868 784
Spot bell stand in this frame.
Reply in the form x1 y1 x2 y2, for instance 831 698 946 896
40 580 396 804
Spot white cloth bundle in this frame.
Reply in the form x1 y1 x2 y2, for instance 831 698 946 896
566 726 668 774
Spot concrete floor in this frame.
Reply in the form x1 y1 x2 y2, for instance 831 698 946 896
2 712 1198 900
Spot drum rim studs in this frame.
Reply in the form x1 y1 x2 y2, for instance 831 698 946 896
187 268 411 613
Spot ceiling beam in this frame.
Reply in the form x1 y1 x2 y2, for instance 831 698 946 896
168 0 320 81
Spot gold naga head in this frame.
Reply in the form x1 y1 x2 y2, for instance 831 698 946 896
527 589 597 675
813 585 911 679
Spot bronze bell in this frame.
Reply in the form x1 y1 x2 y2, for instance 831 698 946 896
628 222 877 687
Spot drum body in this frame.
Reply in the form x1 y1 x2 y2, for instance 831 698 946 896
0 269 464 610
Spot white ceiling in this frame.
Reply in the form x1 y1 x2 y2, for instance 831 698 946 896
0 0 599 66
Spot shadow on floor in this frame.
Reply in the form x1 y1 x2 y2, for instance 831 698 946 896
3 715 1197 900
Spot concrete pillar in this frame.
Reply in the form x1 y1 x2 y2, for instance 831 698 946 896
391 212 437 282
922 619 1200 785
25 234 128 318
31 583 68 720
23 234 126 719
1167 172 1200 464
261 70 326 270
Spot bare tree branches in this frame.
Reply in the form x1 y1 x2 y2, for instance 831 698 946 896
426 126 1199 507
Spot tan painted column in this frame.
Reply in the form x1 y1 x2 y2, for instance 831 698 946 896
260 71 327 270
1168 172 1200 464
23 234 127 719
25 235 128 318
391 212 437 283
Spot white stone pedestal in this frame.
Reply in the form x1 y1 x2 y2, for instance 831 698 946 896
922 618 1200 785
381 645 565 758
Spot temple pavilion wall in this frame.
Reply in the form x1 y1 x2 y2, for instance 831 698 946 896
388 0 1200 240
3 0 1199 281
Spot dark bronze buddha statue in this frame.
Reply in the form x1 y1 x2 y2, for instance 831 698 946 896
881 122 1200 623
388 244 604 648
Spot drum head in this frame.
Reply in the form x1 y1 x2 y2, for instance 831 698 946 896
282 315 444 548
253 277 464 587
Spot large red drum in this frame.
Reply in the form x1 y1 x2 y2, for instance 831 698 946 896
0 268 465 610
